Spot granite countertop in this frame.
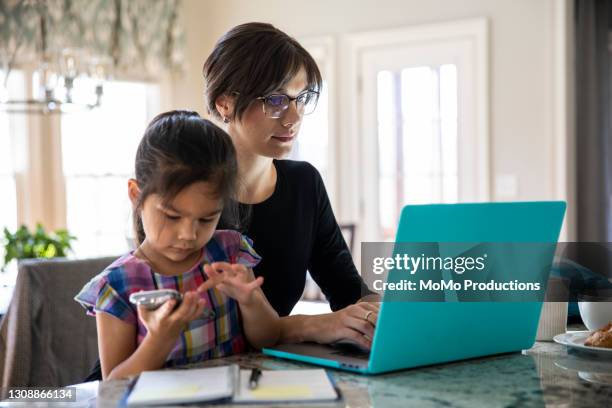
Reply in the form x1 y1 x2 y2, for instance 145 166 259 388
80 333 612 408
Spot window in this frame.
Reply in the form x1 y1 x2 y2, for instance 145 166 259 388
377 65 458 240
61 79 159 257
0 112 18 235
289 81 329 184
0 70 26 236
0 70 26 290
351 19 489 241
290 37 336 204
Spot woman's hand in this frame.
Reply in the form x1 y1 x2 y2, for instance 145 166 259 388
197 262 264 305
289 302 381 350
137 291 206 343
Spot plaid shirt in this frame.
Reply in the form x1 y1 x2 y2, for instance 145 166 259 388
75 230 261 367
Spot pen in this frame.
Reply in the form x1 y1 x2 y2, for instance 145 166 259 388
248 368 262 390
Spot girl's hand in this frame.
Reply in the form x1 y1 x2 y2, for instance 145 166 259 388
197 262 264 306
137 291 206 343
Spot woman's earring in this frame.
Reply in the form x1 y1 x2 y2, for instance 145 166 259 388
223 116 229 124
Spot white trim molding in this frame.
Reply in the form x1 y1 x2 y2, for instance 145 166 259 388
548 0 575 241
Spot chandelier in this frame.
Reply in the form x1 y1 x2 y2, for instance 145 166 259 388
0 0 184 115
0 0 115 115
0 49 112 115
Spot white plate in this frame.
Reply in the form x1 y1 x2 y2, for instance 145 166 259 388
553 331 612 354
578 371 612 385
554 356 612 373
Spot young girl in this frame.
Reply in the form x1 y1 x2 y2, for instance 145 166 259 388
75 110 279 380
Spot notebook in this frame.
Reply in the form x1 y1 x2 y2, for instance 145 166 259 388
125 365 339 406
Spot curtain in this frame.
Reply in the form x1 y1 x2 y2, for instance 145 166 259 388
0 0 184 81
575 0 612 277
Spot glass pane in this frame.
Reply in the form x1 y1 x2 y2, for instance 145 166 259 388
377 71 397 177
65 175 133 258
440 64 458 202
377 71 399 239
291 81 329 183
0 111 13 174
378 176 397 241
61 79 150 176
62 80 158 257
401 67 437 204
374 64 459 239
0 177 17 233
440 65 458 120
0 70 24 234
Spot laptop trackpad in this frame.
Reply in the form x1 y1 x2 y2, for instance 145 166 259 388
330 342 370 360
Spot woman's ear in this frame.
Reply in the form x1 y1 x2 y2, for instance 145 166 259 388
127 179 141 208
214 94 235 122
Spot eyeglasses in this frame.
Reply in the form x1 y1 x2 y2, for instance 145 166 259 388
256 90 319 119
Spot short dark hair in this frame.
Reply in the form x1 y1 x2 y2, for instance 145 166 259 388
132 110 239 244
203 22 323 121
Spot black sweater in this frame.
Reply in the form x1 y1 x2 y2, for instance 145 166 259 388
227 159 371 316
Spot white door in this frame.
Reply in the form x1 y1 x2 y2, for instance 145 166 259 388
353 20 489 241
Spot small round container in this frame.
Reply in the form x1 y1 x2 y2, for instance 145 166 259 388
578 290 612 331
536 277 570 341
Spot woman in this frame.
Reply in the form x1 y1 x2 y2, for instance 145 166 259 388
203 22 380 350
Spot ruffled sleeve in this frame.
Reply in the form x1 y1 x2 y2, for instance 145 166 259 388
74 267 137 325
233 233 261 268
213 230 261 268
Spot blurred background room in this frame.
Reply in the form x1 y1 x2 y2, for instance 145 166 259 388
1 0 608 320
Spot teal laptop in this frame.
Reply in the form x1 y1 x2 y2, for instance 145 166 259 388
263 201 566 374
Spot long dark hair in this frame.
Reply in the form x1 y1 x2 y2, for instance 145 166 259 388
132 110 239 245
202 22 323 121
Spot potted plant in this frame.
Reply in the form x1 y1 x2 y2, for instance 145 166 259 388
1 224 77 271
